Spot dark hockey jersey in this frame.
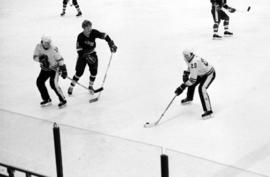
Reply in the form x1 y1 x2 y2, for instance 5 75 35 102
210 0 229 8
76 29 107 54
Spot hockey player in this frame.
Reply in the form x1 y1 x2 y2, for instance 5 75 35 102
33 36 68 108
67 20 117 95
60 0 82 17
210 0 236 39
175 49 216 119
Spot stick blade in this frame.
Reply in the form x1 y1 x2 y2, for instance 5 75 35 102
143 122 157 128
89 97 99 103
94 87 104 93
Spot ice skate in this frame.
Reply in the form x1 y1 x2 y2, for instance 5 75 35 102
67 86 73 95
201 110 213 120
213 34 222 40
181 98 193 105
224 31 233 37
40 99 52 107
76 11 82 17
88 85 94 95
58 100 67 109
60 11 65 16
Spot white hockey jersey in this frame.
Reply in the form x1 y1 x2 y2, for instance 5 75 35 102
33 44 64 70
185 55 214 86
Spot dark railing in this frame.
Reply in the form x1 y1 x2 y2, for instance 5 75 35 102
0 122 63 177
0 162 48 177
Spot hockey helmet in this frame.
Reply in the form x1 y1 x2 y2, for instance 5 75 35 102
82 20 92 28
183 49 194 63
41 35 52 49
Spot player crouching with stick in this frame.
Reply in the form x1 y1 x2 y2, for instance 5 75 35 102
175 49 216 119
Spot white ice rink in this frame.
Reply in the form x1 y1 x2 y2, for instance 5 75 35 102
1 0 270 176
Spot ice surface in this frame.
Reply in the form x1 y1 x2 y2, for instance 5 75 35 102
0 0 270 176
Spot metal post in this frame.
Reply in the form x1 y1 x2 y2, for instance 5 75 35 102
161 154 169 177
53 123 63 177
7 168 14 177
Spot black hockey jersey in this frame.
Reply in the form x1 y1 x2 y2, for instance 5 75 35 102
76 29 107 54
210 0 229 8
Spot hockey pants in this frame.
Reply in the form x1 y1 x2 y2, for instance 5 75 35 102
185 70 216 112
36 69 66 102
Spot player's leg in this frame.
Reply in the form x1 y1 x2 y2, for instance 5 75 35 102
220 11 233 36
61 0 69 16
72 0 82 17
36 70 52 106
87 53 98 95
198 71 216 118
211 6 222 39
68 57 87 95
49 70 67 108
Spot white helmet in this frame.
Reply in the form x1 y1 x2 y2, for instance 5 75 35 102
41 35 52 44
183 49 194 63
41 35 52 49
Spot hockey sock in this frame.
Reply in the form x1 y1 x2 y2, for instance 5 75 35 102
62 4 67 13
224 20 229 31
74 5 81 12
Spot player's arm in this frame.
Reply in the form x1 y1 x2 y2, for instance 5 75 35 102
184 70 197 86
95 30 117 53
33 44 41 62
76 35 84 56
54 47 67 79
175 66 197 96
223 4 236 12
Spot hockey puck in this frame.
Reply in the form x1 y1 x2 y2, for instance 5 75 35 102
247 6 251 11
143 122 149 128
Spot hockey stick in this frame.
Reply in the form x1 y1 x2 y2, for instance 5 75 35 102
144 95 177 128
89 53 114 103
50 68 103 94
66 76 103 93
236 6 251 13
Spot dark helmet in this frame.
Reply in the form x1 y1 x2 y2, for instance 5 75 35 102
82 20 92 28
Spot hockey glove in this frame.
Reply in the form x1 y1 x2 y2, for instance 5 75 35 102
228 7 236 13
108 41 117 53
59 64 67 79
82 53 96 64
39 54 50 68
182 70 190 82
175 83 187 96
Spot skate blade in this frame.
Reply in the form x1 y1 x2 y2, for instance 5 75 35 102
224 34 233 37
58 104 67 109
181 101 192 105
202 114 214 120
213 37 222 40
41 102 52 107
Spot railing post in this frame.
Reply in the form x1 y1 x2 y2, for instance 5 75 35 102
161 154 169 177
26 172 31 177
53 123 63 177
7 168 14 177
